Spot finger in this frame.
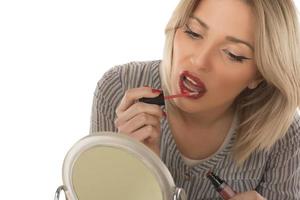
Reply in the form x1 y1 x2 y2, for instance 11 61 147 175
115 102 163 126
116 87 161 115
131 125 160 142
117 113 160 134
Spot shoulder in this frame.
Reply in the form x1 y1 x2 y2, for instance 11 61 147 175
118 60 161 72
94 60 161 99
98 60 161 91
100 60 160 81
106 60 161 77
115 60 161 88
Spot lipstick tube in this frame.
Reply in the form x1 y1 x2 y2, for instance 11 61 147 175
206 171 236 200
139 92 165 106
139 91 199 106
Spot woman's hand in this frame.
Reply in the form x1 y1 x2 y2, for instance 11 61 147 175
230 191 266 200
114 87 164 156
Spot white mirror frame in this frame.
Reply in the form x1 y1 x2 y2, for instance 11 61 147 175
55 132 187 200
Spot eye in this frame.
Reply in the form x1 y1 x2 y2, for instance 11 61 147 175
222 49 251 63
183 24 203 40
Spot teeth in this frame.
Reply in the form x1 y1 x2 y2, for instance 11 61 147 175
189 92 200 95
183 79 203 92
183 76 205 93
185 76 198 85
183 79 196 91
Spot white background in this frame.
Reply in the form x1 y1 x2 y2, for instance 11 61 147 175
0 1 299 199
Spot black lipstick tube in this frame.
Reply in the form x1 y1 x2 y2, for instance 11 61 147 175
139 92 165 106
206 171 236 200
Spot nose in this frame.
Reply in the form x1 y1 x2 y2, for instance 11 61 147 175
189 45 213 72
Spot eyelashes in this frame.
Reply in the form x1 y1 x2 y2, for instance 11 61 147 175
222 49 251 63
183 24 251 63
184 24 203 39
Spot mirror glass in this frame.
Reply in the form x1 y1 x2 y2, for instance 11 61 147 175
72 146 163 200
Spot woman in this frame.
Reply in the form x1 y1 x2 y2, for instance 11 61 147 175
90 0 300 199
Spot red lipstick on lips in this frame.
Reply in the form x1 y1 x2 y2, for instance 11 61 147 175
139 71 206 105
179 70 207 99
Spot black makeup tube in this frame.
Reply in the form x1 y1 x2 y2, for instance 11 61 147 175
206 171 236 200
139 92 165 106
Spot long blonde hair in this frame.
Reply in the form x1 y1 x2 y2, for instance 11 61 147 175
160 0 300 165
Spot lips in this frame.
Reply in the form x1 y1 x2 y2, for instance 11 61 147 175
179 70 207 99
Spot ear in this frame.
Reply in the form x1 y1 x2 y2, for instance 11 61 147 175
247 74 264 90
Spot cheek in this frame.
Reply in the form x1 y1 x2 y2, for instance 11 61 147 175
213 67 257 95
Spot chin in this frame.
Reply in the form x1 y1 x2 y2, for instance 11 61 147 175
173 98 201 114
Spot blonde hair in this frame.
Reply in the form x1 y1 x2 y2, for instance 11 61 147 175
160 0 300 165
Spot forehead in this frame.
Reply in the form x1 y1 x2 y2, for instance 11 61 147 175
192 0 255 43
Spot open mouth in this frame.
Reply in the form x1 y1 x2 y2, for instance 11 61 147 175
179 71 207 99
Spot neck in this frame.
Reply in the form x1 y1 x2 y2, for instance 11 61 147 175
171 106 235 130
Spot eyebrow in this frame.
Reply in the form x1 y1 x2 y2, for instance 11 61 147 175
226 36 254 51
190 15 209 29
190 15 254 51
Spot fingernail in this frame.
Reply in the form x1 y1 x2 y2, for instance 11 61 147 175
152 88 162 93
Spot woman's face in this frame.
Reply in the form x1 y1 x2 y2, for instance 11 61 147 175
171 0 259 115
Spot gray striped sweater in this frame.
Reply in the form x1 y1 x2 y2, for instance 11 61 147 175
90 60 300 200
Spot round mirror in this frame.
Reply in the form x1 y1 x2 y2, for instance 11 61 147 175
72 146 162 200
59 132 186 200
